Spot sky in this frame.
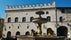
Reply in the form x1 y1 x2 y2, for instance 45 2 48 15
0 0 71 18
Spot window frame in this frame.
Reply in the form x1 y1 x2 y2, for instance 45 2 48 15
15 17 18 22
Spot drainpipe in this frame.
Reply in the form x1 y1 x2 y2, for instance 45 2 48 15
55 7 58 36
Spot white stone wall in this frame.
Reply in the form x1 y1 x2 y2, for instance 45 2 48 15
3 7 56 38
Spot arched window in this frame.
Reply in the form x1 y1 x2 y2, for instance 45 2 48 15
47 16 51 22
8 17 11 22
30 17 34 22
7 31 11 37
22 17 26 22
16 31 20 36
59 16 63 22
15 17 18 22
59 16 64 22
46 11 49 14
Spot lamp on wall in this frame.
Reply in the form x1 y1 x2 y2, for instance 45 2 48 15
68 32 70 38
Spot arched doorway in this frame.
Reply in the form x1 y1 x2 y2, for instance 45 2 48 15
47 28 54 35
57 26 68 37
16 31 20 36
25 31 30 36
7 31 11 37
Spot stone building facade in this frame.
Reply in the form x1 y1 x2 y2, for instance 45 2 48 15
3 1 71 38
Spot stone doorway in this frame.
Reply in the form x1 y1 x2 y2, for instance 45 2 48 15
25 31 30 35
47 28 54 37
57 26 68 37
7 31 11 37
16 31 20 36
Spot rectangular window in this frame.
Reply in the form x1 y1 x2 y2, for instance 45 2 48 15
61 9 65 13
66 9 71 13
61 8 71 13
